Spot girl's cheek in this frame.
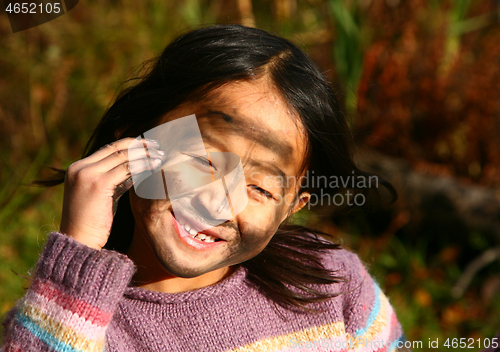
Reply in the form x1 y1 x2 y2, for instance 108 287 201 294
238 211 279 240
133 198 170 224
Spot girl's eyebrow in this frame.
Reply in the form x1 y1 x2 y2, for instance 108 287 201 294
198 110 294 163
205 110 233 123
200 130 288 180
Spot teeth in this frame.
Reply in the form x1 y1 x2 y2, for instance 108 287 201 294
178 218 219 242
194 233 218 243
203 234 217 242
178 220 192 234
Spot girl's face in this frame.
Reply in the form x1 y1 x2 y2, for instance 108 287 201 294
129 78 310 278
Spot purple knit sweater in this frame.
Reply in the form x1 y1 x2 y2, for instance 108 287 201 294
2 232 407 351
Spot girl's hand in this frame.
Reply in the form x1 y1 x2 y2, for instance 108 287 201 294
60 138 165 250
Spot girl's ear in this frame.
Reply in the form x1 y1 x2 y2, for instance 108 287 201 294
281 192 311 222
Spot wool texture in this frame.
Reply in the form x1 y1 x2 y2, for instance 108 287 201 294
2 232 407 351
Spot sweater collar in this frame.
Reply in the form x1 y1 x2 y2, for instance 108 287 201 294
123 265 248 304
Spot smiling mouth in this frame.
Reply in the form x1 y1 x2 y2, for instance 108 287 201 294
171 211 224 243
178 219 221 242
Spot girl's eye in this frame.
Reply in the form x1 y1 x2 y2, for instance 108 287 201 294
191 155 217 171
249 185 273 199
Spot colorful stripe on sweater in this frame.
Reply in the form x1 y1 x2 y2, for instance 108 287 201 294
14 279 110 352
229 284 403 352
11 278 403 352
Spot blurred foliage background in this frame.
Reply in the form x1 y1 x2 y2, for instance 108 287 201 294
1 0 500 350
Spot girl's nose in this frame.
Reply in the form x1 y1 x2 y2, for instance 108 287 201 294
190 180 233 224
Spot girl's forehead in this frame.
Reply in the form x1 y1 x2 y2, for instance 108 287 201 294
157 79 308 176
201 81 304 145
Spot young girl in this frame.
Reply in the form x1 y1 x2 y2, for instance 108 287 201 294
2 25 407 351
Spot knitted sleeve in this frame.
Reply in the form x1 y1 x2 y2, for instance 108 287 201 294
1 232 135 352
335 250 409 352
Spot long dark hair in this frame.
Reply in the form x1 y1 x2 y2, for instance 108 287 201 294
37 24 395 312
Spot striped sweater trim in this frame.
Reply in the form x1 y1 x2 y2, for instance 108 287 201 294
24 290 107 340
229 284 402 352
354 284 383 337
16 313 105 352
17 305 105 352
16 280 108 352
347 284 397 348
229 321 346 352
31 279 111 326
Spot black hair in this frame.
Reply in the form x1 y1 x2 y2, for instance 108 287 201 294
37 24 395 311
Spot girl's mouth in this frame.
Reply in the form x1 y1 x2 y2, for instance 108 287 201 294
170 211 225 250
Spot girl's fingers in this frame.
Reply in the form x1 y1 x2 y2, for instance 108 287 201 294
90 145 165 174
128 157 163 175
81 137 161 165
108 158 163 210
105 157 163 191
